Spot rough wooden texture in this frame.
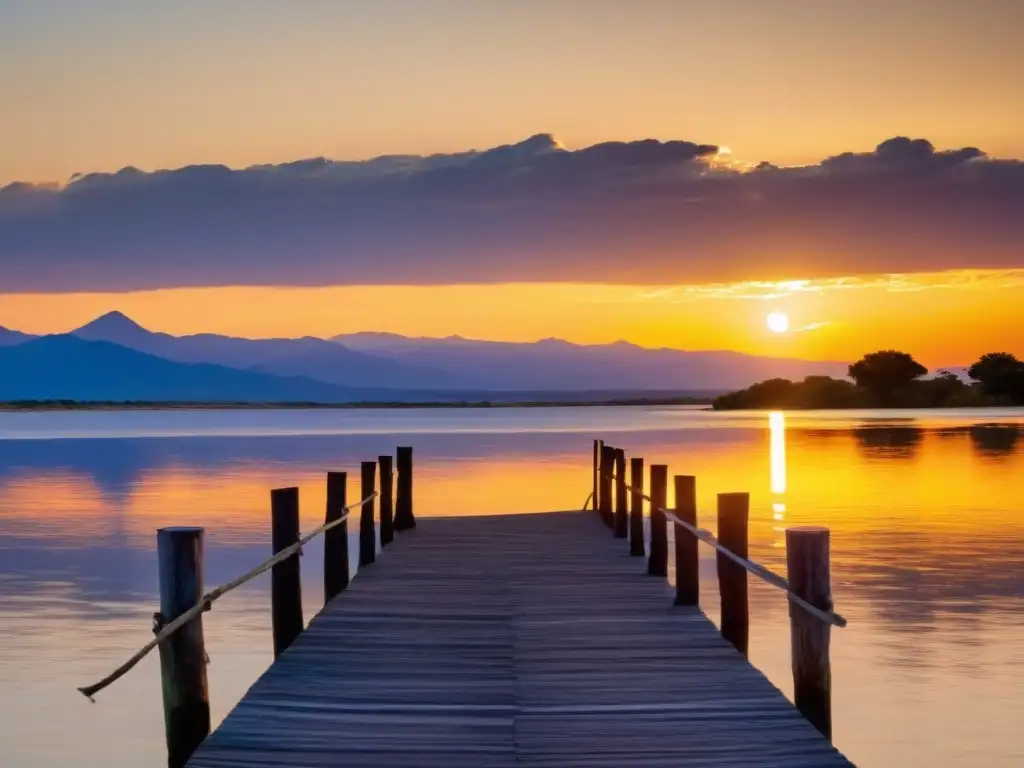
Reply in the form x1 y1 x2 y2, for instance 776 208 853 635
717 492 749 657
599 445 614 529
394 447 415 531
787 527 833 741
360 462 377 567
378 456 395 547
648 465 668 576
157 527 210 768
592 439 601 512
673 475 699 606
613 449 628 539
324 472 349 602
270 488 303 659
629 457 645 557
189 511 852 768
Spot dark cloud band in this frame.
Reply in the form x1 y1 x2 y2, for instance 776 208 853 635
1 134 1020 291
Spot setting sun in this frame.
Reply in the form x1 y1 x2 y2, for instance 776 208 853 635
766 311 790 334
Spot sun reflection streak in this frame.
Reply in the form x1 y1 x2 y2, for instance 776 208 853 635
769 411 787 548
770 411 787 495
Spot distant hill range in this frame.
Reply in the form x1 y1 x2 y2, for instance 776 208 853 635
0 335 376 402
0 325 35 347
335 331 850 391
0 311 852 402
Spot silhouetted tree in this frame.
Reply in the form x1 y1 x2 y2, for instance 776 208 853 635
797 375 862 408
712 377 796 409
848 351 927 403
968 352 1024 403
918 370 971 407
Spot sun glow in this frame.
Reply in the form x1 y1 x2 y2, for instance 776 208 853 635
766 311 790 334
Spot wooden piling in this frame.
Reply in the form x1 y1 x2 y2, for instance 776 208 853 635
648 464 668 576
614 448 628 538
324 471 349 602
378 455 394 546
629 457 645 556
673 475 699 606
394 446 416 531
786 526 833 740
716 492 749 656
156 526 210 768
271 487 303 659
592 439 601 512
360 461 377 567
599 445 614 529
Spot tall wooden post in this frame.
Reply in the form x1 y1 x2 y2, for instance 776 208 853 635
271 487 303 659
592 439 602 512
156 527 210 768
599 445 614 529
673 475 699 606
360 461 377 567
324 471 349 602
629 457 645 556
378 455 394 546
648 464 668 576
614 449 628 538
717 492 749 656
787 526 833 740
395 446 416 531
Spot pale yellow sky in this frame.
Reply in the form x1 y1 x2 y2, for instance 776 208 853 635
2 0 1023 184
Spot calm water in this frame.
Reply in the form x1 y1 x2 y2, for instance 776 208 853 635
2 406 1023 767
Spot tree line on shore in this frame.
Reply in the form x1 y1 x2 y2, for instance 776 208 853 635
713 351 1024 410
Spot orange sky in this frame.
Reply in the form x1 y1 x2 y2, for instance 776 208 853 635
3 1 1023 184
3 269 1022 367
2 2 1021 367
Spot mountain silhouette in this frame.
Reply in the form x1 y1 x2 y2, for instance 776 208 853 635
68 312 462 389
0 335 376 402
334 332 851 391
0 312 856 394
0 325 34 346
72 310 156 346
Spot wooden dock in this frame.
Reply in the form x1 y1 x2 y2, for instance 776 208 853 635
186 510 853 767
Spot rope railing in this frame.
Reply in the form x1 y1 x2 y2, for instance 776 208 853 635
78 491 379 701
601 471 847 628
580 490 594 512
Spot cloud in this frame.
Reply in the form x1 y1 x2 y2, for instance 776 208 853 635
0 134 1021 292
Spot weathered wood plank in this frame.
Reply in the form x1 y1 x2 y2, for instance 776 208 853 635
187 511 852 768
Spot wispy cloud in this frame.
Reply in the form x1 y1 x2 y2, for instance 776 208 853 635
794 321 832 333
581 269 1024 306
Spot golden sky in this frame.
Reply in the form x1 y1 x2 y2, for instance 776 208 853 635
2 0 1023 184
3 269 1022 366
2 1 1022 366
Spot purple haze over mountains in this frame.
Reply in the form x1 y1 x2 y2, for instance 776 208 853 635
0 335 362 403
0 326 34 346
333 331 850 391
69 312 462 390
0 312 851 400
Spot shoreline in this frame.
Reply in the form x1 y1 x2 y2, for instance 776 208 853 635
0 398 712 413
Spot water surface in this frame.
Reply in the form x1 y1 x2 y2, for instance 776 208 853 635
1 406 1023 767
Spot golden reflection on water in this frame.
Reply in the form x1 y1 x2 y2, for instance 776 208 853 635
769 411 787 495
769 411 787 548
2 410 1024 767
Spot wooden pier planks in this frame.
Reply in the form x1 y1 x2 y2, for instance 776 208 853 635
187 511 853 767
